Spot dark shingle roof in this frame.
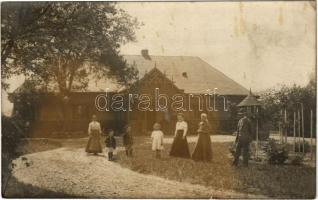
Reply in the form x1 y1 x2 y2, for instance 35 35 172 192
124 55 249 95
237 90 262 107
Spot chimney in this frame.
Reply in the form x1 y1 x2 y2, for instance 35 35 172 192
141 49 151 60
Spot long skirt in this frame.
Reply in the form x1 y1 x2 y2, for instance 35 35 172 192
192 132 212 162
85 131 102 153
169 130 190 158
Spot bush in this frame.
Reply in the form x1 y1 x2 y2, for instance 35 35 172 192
2 115 25 158
2 115 25 194
263 139 288 165
290 155 304 165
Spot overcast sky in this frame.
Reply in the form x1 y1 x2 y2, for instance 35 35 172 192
119 1 316 91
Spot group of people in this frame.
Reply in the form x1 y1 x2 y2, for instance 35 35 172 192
151 113 213 162
85 110 253 166
85 115 133 161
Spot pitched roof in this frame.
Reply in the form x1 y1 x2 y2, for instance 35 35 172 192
123 55 249 95
237 90 262 107
12 55 249 95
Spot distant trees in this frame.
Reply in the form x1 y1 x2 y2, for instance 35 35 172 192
259 76 316 137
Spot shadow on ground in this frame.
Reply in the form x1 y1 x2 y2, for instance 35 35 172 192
4 175 83 198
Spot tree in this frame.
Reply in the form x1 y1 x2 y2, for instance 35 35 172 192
1 2 139 92
259 78 316 137
2 2 140 132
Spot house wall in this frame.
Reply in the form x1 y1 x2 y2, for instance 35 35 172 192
12 76 246 137
123 69 246 135
127 70 183 135
29 92 121 138
124 94 245 135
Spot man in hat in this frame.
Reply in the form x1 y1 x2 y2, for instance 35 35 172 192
232 109 253 167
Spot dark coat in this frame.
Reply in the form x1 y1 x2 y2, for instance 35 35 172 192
192 120 213 162
197 120 212 134
123 132 133 147
236 116 253 143
105 136 116 148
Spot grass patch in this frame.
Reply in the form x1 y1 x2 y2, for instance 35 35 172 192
117 136 315 198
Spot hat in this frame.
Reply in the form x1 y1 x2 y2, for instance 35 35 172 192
238 108 247 116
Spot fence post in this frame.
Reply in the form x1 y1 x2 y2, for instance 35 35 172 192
256 106 259 159
310 109 313 160
298 110 301 153
284 108 287 143
293 112 296 152
301 104 305 154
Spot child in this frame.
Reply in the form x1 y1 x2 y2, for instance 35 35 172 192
151 122 164 159
123 124 134 157
105 129 116 161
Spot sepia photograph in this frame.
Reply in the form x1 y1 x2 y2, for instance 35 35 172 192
1 1 317 199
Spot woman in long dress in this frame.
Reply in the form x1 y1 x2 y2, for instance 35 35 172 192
192 113 213 162
169 113 190 158
85 115 102 155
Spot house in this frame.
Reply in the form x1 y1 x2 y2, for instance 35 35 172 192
9 50 249 138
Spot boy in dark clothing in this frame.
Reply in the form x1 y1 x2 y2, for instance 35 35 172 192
105 129 116 161
123 125 134 157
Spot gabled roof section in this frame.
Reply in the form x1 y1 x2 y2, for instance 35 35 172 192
237 90 262 107
123 55 249 95
128 66 183 93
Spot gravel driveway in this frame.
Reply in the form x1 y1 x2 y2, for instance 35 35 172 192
7 136 266 198
11 148 214 198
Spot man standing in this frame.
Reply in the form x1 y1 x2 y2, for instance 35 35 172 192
232 110 253 167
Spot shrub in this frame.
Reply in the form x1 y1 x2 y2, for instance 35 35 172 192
2 115 25 194
290 155 304 165
263 138 288 165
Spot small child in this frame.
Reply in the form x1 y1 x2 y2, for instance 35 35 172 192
123 124 134 157
105 129 116 161
151 122 164 159
197 121 204 132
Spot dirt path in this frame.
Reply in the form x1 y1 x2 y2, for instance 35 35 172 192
9 146 266 198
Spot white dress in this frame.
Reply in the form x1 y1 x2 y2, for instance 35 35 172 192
151 130 164 151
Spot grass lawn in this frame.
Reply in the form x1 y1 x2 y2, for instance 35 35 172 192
117 136 316 198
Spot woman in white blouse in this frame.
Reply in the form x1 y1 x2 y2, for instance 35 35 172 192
85 115 102 155
169 113 190 158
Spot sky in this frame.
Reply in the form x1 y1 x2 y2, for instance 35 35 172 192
119 1 316 91
1 1 316 115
